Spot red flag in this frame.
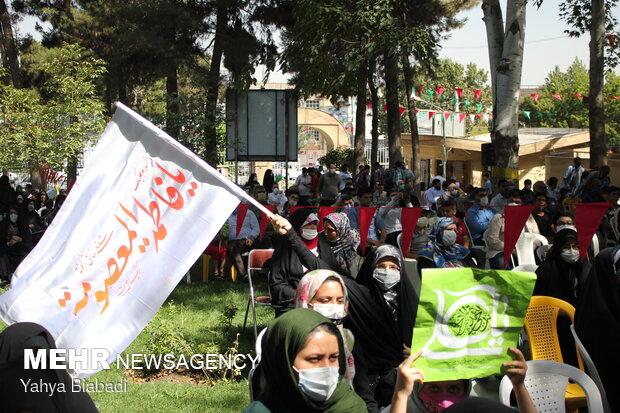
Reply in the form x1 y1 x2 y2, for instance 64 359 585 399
610 96 619 99
366 102 372 110
503 205 536 268
575 203 611 261
455 88 464 99
569 94 583 97
259 205 277 240
359 207 377 255
435 86 445 99
475 114 483 119
443 112 451 121
400 207 422 256
235 203 250 238
551 94 562 100
428 111 436 119
473 89 482 101
382 104 387 113
288 205 303 217
530 93 539 103
415 109 420 115
399 106 406 116
416 85 424 97
319 206 337 232
458 114 466 123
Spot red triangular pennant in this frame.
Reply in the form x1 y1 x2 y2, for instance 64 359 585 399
458 114 466 123
575 203 612 261
569 94 583 97
416 85 424 97
259 205 277 240
415 109 420 115
455 88 463 99
428 111 436 120
367 102 372 110
288 205 303 217
435 86 445 99
382 104 387 113
503 205 536 268
610 96 619 99
359 207 377 255
399 106 406 116
400 207 422 256
530 93 539 103
235 203 250 238
319 206 337 232
473 89 482 101
443 112 451 121
551 94 562 100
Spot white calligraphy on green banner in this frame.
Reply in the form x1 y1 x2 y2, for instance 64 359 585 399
411 268 536 381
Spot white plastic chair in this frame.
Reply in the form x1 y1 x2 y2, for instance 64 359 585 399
570 325 612 413
513 264 538 273
397 233 420 295
514 232 548 266
590 233 600 257
499 360 604 413
248 327 267 401
536 244 551 262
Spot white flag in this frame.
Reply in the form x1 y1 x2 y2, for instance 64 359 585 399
0 103 246 377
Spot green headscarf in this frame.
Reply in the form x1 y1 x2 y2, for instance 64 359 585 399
255 308 366 413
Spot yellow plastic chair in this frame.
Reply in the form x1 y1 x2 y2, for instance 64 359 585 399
524 296 585 411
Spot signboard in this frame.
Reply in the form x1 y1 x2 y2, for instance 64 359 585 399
226 89 298 161
411 268 536 381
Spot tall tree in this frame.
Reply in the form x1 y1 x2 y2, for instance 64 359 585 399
0 0 21 87
558 0 620 168
482 0 527 179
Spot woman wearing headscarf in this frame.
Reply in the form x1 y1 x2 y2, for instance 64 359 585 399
244 308 367 413
416 217 475 276
295 270 379 413
575 246 620 412
269 210 341 316
0 205 33 281
0 322 99 413
322 213 360 277
0 175 17 212
534 228 590 307
263 169 275 194
345 244 419 408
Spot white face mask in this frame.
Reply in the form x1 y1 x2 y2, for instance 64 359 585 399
556 224 576 233
442 230 457 246
479 196 489 206
561 248 580 264
312 303 346 320
301 228 318 240
294 366 340 402
343 203 353 208
373 268 400 290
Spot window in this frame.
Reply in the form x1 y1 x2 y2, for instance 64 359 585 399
305 99 319 109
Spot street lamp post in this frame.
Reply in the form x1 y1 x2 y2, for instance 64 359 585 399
413 95 448 178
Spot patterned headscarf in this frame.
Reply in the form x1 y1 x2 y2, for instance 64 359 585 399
418 217 469 268
294 270 355 386
323 213 360 272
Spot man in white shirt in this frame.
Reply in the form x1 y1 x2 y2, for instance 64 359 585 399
490 179 514 214
267 183 287 206
338 165 352 191
424 179 444 208
294 168 312 204
561 157 584 192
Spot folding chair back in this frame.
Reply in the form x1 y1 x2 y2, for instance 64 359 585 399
515 232 548 266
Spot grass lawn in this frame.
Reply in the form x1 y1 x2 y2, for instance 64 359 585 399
0 272 274 413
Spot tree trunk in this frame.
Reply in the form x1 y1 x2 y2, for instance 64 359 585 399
165 63 179 139
402 52 419 185
354 64 367 168
483 0 526 175
482 0 504 115
0 0 22 88
204 0 227 165
368 58 379 167
589 0 606 169
384 51 402 167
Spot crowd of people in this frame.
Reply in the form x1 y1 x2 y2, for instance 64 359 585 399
216 159 619 412
1 155 619 412
0 176 67 282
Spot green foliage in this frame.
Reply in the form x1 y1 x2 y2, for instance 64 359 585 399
519 58 620 145
0 43 106 171
318 147 356 171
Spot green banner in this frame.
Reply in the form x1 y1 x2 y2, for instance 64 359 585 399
411 268 536 381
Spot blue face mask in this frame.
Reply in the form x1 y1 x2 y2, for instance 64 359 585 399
294 366 340 401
